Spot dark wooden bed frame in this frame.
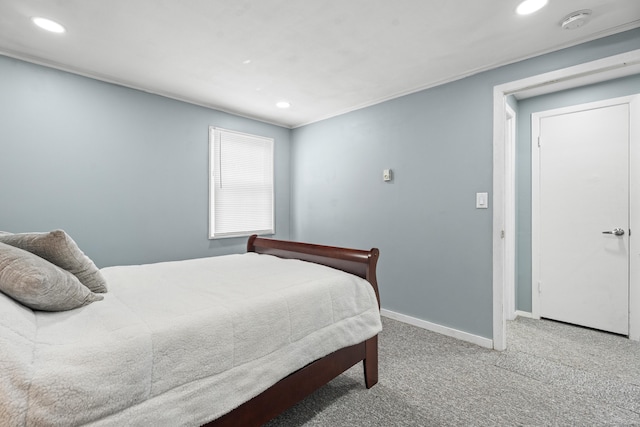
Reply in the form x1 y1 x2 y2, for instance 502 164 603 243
204 235 381 426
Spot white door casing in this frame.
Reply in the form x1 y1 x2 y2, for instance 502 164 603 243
504 104 517 322
492 49 640 350
629 95 640 341
533 100 631 335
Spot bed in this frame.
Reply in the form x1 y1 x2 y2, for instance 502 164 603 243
0 232 382 426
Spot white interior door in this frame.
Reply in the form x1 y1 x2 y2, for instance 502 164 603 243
534 102 630 335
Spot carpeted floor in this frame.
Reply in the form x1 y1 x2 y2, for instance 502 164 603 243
266 316 640 426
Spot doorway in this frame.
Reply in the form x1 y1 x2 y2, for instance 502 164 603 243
532 98 634 335
492 48 640 350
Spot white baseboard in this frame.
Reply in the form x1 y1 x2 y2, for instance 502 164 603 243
514 310 536 319
380 309 494 349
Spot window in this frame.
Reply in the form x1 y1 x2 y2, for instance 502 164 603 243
209 127 274 239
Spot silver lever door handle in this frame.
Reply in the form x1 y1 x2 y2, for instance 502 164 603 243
602 228 625 236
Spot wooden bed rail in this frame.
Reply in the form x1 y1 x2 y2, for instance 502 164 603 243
247 235 380 307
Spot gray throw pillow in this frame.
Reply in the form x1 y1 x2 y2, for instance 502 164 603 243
0 242 103 311
0 230 107 293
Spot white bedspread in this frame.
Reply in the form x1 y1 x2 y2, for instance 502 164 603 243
0 253 381 426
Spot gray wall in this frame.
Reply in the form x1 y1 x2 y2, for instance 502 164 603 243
291 29 640 339
0 55 291 267
515 73 640 312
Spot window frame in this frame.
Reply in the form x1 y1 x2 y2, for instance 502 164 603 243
208 126 275 239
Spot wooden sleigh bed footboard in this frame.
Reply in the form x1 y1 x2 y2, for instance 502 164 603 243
204 235 381 427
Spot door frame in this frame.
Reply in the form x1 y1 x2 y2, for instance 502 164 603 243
492 49 640 350
531 96 638 334
504 104 517 322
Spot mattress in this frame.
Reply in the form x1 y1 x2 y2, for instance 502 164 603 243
0 253 381 426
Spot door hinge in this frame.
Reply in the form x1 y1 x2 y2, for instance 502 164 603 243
501 230 505 239
538 281 542 294
537 136 541 148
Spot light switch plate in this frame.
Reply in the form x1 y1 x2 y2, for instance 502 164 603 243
476 192 488 209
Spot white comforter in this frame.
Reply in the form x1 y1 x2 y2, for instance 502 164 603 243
0 253 381 426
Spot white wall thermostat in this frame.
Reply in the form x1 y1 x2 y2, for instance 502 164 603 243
383 169 392 182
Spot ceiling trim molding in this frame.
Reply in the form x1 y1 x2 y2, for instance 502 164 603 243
0 48 293 129
2 19 639 130
291 20 640 128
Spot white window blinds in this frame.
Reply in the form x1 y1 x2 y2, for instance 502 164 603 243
209 127 274 239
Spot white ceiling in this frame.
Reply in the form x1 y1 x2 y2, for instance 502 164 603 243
1 0 639 128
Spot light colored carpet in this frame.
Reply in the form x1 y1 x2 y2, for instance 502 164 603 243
266 316 640 426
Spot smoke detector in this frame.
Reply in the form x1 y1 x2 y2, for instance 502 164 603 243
561 10 592 30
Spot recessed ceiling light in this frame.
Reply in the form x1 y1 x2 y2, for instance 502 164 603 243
242 59 252 65
516 0 548 15
32 17 66 33
276 101 291 109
